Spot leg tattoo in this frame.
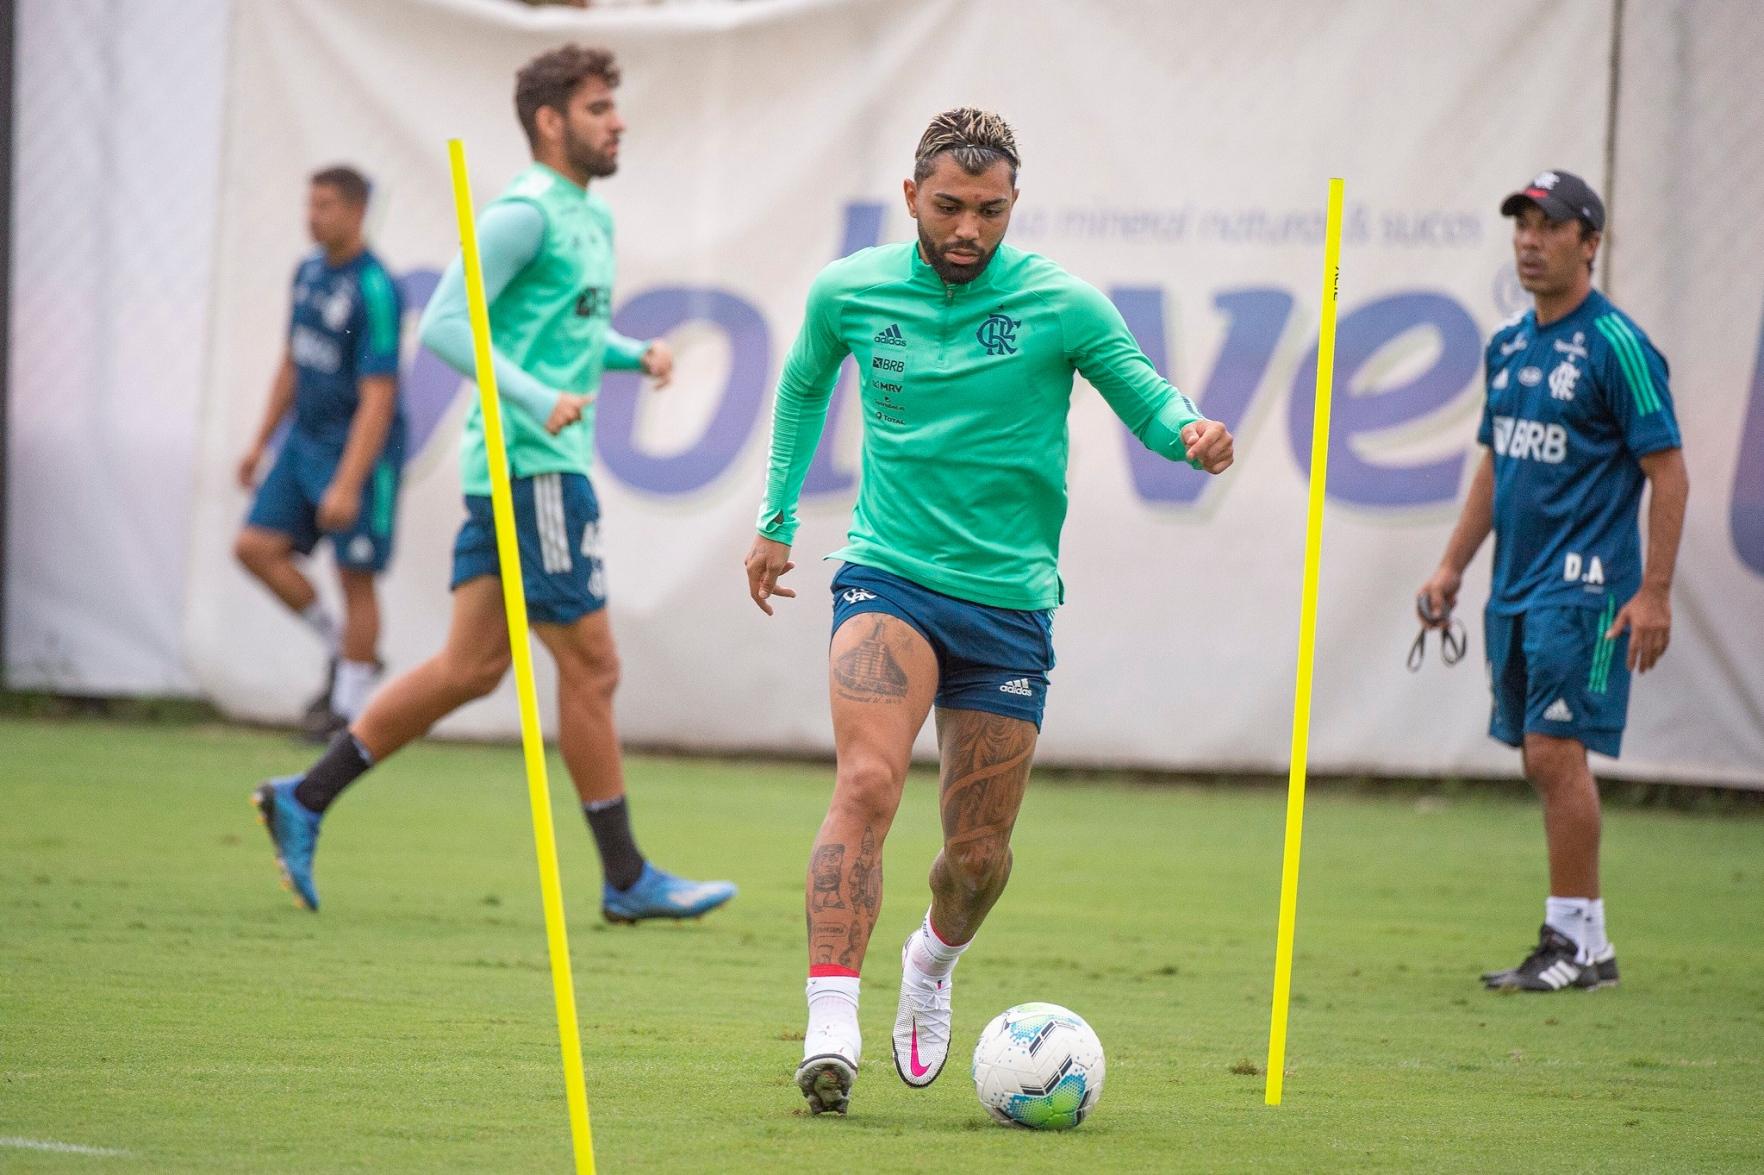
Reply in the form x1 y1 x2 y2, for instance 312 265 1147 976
833 619 910 703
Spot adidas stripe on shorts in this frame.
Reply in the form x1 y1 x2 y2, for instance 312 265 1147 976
1485 604 1631 758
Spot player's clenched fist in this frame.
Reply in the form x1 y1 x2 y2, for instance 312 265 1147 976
1181 419 1234 474
546 392 594 435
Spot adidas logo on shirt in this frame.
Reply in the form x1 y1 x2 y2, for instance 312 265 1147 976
1543 698 1575 723
998 678 1034 697
874 323 907 346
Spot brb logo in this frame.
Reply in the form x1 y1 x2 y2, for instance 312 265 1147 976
391 200 1764 578
976 311 1020 356
1491 416 1566 463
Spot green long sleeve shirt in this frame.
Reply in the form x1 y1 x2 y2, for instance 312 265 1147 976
758 242 1203 609
419 164 649 497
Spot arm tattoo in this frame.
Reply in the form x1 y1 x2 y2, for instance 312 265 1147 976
833 618 910 702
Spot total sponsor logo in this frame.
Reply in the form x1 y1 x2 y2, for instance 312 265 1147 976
1491 415 1566 464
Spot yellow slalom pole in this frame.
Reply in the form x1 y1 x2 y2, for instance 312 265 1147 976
1265 177 1344 1107
446 139 595 1173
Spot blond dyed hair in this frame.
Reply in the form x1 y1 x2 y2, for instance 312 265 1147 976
913 107 1020 183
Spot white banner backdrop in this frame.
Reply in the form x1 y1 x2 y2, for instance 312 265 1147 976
127 0 1764 785
5 0 229 694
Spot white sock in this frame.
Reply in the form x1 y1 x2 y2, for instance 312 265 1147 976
330 658 381 720
805 975 860 1057
907 909 970 980
1584 898 1609 957
1544 896 1592 957
300 602 339 652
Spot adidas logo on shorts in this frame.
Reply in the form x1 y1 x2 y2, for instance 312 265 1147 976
1542 698 1575 723
998 678 1034 697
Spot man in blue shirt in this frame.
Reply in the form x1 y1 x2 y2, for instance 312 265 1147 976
236 166 404 738
1419 170 1688 992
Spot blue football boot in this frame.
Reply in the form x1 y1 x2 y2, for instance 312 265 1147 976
252 776 322 911
601 862 735 924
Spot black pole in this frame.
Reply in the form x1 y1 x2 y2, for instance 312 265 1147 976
0 0 15 688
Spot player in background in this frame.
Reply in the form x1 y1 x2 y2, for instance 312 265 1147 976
252 44 735 924
236 166 403 739
745 109 1234 1115
1418 170 1687 992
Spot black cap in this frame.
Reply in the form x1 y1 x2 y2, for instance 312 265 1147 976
1500 169 1605 231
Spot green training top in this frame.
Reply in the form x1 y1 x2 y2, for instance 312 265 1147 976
429 163 647 497
758 242 1203 610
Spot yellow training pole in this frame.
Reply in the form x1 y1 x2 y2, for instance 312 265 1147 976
1265 177 1344 1107
447 139 595 1173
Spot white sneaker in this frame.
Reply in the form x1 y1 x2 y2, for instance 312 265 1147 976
892 935 954 1087
795 1023 859 1115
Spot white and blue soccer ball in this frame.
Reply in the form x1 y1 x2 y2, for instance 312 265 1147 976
971 1002 1105 1130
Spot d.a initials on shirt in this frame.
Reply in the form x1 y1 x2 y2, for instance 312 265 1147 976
1563 552 1604 584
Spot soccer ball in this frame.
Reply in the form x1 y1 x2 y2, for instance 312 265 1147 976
971 1002 1105 1129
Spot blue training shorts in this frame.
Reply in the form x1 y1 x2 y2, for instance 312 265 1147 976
1485 603 1631 758
829 562 1055 729
450 472 606 625
246 429 400 572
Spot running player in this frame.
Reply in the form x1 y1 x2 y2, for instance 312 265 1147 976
1418 170 1687 992
252 44 735 924
745 109 1234 1114
236 166 402 739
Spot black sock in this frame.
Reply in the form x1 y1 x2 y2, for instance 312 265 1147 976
584 796 645 891
293 732 374 814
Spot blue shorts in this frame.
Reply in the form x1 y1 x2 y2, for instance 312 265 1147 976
246 430 400 572
450 472 606 626
829 563 1055 729
1486 604 1631 758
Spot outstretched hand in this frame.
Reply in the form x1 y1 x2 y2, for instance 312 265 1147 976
745 535 796 616
1181 419 1234 474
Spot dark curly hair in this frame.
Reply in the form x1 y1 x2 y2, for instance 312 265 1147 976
514 44 621 147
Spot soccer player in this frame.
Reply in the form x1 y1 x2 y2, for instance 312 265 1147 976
1418 170 1687 992
252 44 736 924
236 166 403 739
745 109 1234 1114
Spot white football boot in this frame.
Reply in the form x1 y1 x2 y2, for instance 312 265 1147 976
892 935 955 1087
795 1022 859 1115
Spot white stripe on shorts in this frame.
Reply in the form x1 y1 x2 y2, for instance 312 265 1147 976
534 474 572 574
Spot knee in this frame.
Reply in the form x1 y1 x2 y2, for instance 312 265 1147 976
942 838 1012 893
1523 736 1591 793
559 643 620 702
831 758 902 825
234 531 269 572
451 651 511 700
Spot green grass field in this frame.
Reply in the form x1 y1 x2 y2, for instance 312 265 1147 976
3 716 1761 1172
